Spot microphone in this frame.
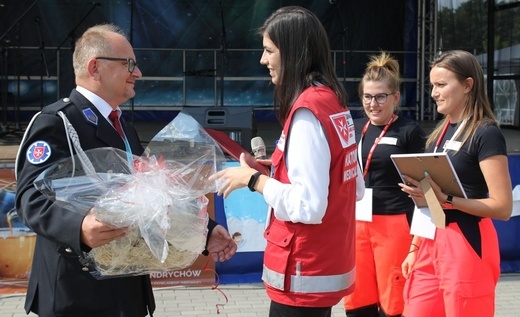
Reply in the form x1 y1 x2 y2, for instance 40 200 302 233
251 136 267 160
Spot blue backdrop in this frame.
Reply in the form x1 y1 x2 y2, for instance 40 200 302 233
213 154 520 283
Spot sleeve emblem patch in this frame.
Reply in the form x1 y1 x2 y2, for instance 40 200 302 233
26 141 52 164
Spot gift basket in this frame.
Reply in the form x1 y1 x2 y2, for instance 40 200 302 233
33 112 226 278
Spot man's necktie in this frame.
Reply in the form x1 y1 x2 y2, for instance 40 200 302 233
108 110 124 138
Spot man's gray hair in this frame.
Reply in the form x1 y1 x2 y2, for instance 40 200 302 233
72 24 128 78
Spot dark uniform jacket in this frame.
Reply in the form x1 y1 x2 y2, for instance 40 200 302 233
15 89 156 317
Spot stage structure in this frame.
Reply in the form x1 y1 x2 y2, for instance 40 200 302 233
0 0 420 128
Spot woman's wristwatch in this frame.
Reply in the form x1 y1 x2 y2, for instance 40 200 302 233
247 171 262 192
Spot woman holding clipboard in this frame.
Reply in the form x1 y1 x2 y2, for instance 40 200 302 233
400 50 512 317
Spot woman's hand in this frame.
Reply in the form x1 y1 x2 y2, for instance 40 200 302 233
401 250 418 279
402 237 422 279
256 158 272 166
398 175 425 200
209 153 257 198
398 172 448 204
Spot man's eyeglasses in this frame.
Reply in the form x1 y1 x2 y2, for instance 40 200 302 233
361 93 395 105
95 57 138 73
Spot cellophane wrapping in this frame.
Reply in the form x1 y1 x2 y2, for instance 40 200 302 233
33 112 226 278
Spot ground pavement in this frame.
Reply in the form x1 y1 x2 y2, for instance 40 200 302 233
1 273 520 317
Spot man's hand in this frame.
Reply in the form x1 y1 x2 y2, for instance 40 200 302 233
207 224 237 262
81 210 127 248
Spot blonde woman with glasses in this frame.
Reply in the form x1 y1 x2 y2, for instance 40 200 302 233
343 52 425 317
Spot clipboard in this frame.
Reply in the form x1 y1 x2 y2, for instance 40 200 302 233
390 152 466 208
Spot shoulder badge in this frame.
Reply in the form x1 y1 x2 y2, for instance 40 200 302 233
82 108 98 125
330 111 356 148
26 141 52 164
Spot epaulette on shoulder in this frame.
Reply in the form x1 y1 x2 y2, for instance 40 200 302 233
41 97 74 115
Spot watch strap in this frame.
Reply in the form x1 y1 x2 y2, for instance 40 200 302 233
247 171 262 192
442 194 454 209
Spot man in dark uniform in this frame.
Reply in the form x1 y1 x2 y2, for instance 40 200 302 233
15 24 236 317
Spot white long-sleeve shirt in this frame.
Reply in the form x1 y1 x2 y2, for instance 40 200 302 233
263 108 364 224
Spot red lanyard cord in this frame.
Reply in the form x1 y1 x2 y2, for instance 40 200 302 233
361 114 396 178
434 119 450 153
203 257 228 314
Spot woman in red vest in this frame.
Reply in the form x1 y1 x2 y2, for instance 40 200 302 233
210 6 362 317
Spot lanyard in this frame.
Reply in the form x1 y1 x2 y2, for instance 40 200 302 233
433 118 467 153
123 137 135 169
359 114 396 178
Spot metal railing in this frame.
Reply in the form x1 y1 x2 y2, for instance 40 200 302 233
0 46 419 113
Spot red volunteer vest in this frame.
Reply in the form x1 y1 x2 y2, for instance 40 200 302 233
263 86 357 307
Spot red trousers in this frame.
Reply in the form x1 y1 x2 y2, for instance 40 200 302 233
403 218 500 317
344 214 411 315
